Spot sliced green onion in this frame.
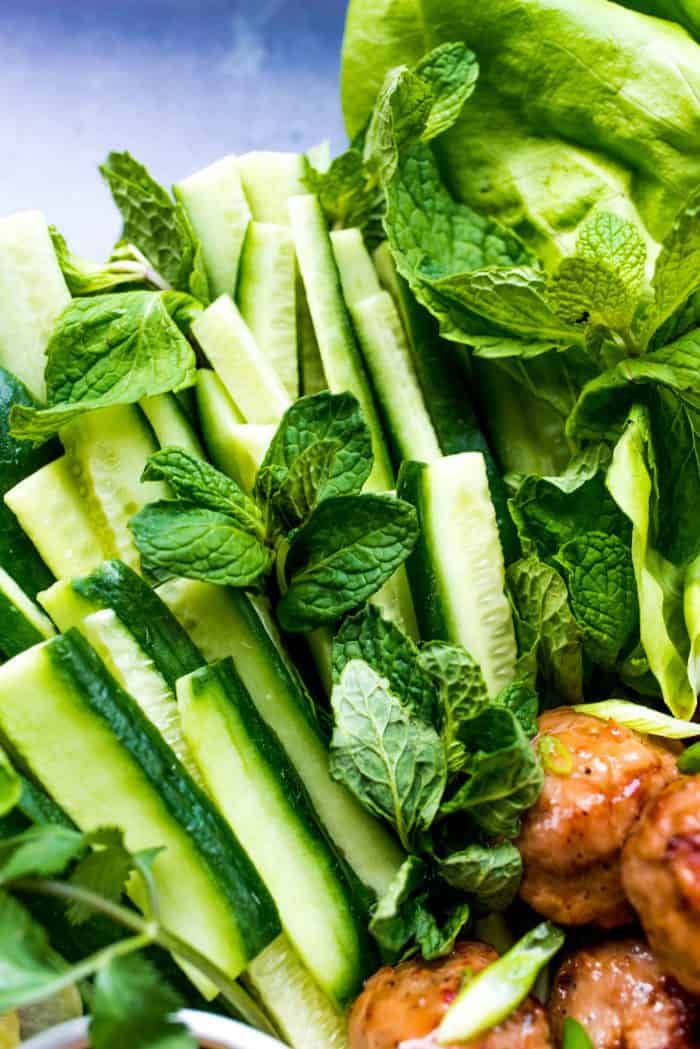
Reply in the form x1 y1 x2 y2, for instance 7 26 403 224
435 922 565 1045
538 734 574 776
562 1017 594 1049
678 741 700 774
573 699 700 739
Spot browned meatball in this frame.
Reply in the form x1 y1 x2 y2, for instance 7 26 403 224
516 709 677 926
348 941 553 1049
622 775 700 995
548 938 700 1048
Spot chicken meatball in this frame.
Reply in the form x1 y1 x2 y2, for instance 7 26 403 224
548 938 700 1048
348 941 553 1049
622 774 700 995
516 709 677 926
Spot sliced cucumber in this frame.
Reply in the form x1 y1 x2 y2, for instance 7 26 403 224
196 370 273 492
238 222 298 398
60 404 166 571
179 659 371 1005
398 453 517 696
140 393 204 458
0 566 55 658
246 936 346 1049
330 229 381 308
192 296 291 425
374 242 520 564
0 632 280 985
0 367 59 597
288 195 393 491
0 211 70 399
173 155 251 298
237 153 306 224
158 578 404 898
5 457 105 579
38 578 99 632
297 284 327 396
372 567 419 640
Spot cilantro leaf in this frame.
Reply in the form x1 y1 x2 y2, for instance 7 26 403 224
554 532 638 669
547 211 647 338
439 706 544 839
100 151 209 302
333 605 436 725
0 826 84 885
10 292 197 442
0 890 69 1011
67 828 136 926
364 67 433 184
277 494 419 632
142 448 264 537
130 503 273 588
418 642 489 774
257 391 373 529
507 556 584 703
434 842 522 913
415 42 479 141
90 954 195 1049
330 659 446 850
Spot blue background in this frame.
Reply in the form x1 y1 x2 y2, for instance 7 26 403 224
1 1 347 256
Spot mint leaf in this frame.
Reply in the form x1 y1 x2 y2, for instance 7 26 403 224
67 828 135 926
435 842 522 913
439 706 543 839
302 151 383 234
130 503 273 587
645 187 700 341
364 67 433 184
257 391 373 530
547 211 647 337
495 682 539 739
50 228 155 296
91 954 195 1049
330 659 446 849
142 448 264 537
415 42 479 141
369 856 426 957
10 292 197 442
0 826 84 885
100 151 209 302
277 494 419 632
413 900 471 961
555 532 638 669
418 642 489 774
0 891 69 1011
507 556 584 703
333 605 436 725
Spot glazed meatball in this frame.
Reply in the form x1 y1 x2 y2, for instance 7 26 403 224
516 709 677 926
548 938 700 1048
348 941 553 1049
622 774 700 995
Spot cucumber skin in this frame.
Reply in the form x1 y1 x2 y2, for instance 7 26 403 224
187 659 375 1003
396 460 451 643
0 592 47 658
72 560 203 690
47 630 280 960
0 368 58 596
392 276 519 565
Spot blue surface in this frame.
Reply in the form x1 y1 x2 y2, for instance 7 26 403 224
0 0 347 256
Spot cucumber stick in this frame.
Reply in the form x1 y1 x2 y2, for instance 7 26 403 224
289 195 393 491
179 659 371 1005
0 566 55 657
158 578 404 897
5 457 105 579
192 297 291 425
195 370 273 492
173 155 251 298
238 222 298 399
0 211 70 399
140 393 204 458
237 153 306 225
398 453 517 696
0 631 280 984
330 229 381 306
61 404 167 571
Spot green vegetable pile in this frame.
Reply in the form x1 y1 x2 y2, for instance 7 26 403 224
0 0 698 1046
